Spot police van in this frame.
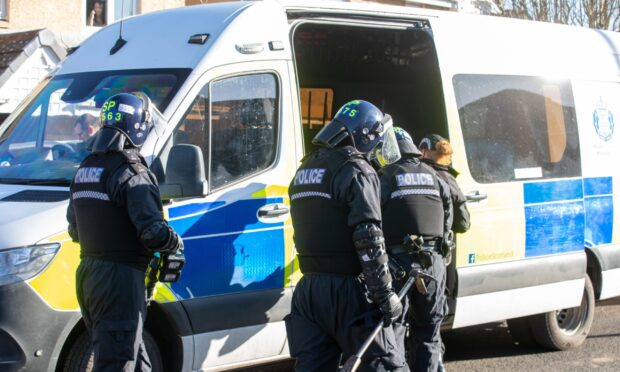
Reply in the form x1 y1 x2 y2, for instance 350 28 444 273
0 1 619 370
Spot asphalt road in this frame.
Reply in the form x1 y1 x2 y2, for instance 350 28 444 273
239 297 620 371
442 297 620 371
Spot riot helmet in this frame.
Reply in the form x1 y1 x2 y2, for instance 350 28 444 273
92 92 153 153
313 100 401 167
393 127 422 157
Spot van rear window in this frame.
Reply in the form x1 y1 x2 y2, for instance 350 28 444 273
453 74 581 183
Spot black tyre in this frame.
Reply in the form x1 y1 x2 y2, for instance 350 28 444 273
506 316 537 348
529 276 595 350
63 329 163 372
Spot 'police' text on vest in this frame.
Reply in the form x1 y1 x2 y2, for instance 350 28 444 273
74 167 104 183
395 173 433 187
294 168 326 185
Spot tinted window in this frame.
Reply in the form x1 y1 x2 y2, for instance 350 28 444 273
172 73 278 190
210 74 278 189
454 74 581 183
172 86 210 177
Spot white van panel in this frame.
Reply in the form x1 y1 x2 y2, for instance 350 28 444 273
453 278 584 328
600 268 620 300
194 322 288 371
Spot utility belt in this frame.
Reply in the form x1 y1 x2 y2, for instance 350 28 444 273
387 241 440 255
387 235 443 270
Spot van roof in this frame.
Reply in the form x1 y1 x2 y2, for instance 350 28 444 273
57 0 620 79
56 0 447 77
58 2 253 75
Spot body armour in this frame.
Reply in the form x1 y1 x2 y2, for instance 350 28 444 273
70 151 151 267
381 159 444 245
289 146 364 275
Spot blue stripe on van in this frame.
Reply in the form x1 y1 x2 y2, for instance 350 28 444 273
524 179 584 257
168 201 226 219
584 176 612 196
584 177 613 246
523 179 582 204
168 197 285 299
170 197 283 237
525 200 584 257
523 177 614 256
584 195 613 246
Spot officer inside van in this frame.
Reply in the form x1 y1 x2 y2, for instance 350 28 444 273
286 100 407 371
379 127 452 372
67 93 183 372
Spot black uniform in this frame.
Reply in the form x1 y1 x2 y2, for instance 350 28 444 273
422 159 470 234
67 149 168 372
379 157 452 372
285 146 407 372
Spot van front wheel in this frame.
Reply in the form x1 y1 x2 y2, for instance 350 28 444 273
529 276 595 350
63 329 163 372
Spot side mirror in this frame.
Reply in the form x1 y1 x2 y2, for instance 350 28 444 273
159 144 208 200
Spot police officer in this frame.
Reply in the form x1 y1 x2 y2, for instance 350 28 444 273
379 128 452 372
419 134 470 235
67 93 182 372
285 100 407 372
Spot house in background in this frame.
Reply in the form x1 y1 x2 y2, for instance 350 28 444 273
0 0 215 121
0 29 69 121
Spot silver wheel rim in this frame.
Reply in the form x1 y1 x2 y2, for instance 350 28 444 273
555 286 589 336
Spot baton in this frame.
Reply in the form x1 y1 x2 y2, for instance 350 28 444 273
340 269 436 372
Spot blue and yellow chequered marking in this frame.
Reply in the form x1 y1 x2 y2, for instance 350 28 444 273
166 186 294 300
584 177 613 246
25 186 294 309
523 177 613 256
457 176 614 266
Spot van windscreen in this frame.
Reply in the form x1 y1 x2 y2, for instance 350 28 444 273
0 68 190 185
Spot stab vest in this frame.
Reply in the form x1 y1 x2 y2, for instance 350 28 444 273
381 159 444 245
70 151 151 267
289 146 363 275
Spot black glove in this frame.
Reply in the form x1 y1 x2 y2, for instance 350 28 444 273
175 235 184 254
376 290 402 327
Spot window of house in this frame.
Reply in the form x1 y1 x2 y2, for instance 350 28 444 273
453 74 581 183
0 0 7 21
85 0 138 27
172 73 279 190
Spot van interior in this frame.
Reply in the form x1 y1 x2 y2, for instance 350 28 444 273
292 22 448 154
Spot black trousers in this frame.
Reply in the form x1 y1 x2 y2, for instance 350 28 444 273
392 251 446 372
285 273 408 372
76 257 151 372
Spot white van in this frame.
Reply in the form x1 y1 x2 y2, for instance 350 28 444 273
0 1 619 371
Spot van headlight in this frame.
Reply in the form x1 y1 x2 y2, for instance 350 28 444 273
0 243 60 286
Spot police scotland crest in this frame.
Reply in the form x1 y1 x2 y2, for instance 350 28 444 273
593 98 614 142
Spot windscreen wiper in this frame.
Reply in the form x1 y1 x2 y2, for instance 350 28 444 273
0 178 72 186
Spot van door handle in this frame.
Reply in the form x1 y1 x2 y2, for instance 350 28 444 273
466 190 487 202
257 204 290 218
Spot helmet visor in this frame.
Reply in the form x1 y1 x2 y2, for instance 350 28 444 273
368 115 401 167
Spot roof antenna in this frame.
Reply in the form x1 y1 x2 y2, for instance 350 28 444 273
110 0 127 55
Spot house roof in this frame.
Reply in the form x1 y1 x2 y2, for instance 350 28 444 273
0 29 67 88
